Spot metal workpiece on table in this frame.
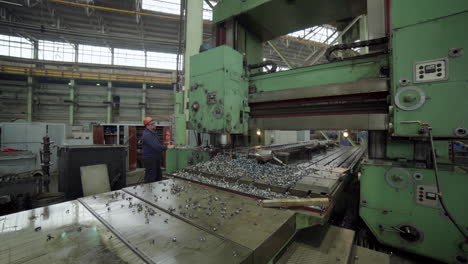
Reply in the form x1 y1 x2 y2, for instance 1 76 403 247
296 146 364 171
0 201 145 264
173 145 363 199
174 171 293 199
124 179 297 264
289 174 341 197
80 190 253 264
288 147 364 196
188 154 309 188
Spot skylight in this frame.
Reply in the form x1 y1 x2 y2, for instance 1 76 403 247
288 25 337 44
142 0 216 20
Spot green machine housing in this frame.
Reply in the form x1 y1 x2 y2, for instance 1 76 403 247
359 2 468 263
187 46 250 135
177 0 468 263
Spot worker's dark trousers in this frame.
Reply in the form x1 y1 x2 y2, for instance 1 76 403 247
144 158 162 183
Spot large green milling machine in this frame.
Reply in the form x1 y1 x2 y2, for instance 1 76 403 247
170 0 468 263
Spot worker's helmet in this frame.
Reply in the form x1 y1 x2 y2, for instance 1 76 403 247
143 117 154 126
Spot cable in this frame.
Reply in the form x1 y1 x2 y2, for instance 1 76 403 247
325 37 388 62
427 127 468 242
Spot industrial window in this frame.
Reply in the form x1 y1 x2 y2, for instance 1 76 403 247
146 51 180 70
203 1 216 20
289 25 337 44
142 0 216 20
114 48 146 67
78 44 112 65
142 0 180 15
0 34 33 59
38 40 76 62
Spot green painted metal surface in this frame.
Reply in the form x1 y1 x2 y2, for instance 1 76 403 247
165 148 210 173
188 46 250 135
213 0 268 23
236 24 264 66
360 162 468 263
385 139 414 161
391 0 468 30
213 0 366 41
174 91 187 145
391 8 468 137
386 140 450 164
250 54 388 93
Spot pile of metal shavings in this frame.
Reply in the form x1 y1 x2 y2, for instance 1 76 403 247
173 171 294 199
188 154 315 187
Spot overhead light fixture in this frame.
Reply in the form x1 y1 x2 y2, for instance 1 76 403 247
0 0 23 6
256 129 262 136
343 131 349 138
96 83 101 86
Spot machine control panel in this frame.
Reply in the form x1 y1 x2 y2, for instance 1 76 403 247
415 184 439 208
414 58 447 83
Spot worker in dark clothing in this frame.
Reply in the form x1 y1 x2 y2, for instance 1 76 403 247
142 117 174 183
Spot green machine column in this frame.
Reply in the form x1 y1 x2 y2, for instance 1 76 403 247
236 24 263 66
187 46 249 135
174 92 186 145
175 0 203 146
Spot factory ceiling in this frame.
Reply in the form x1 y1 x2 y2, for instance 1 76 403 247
0 0 340 68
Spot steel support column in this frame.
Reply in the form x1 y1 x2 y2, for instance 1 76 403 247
176 0 203 145
106 81 112 123
69 79 75 125
347 136 357 147
359 15 369 54
319 131 331 141
204 0 213 9
141 83 146 120
33 40 38 60
26 76 33 122
303 29 337 62
267 41 293 69
308 15 363 65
